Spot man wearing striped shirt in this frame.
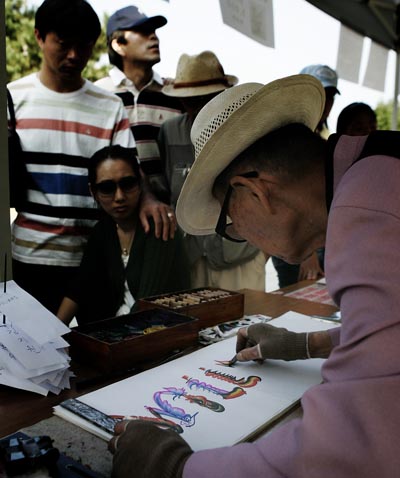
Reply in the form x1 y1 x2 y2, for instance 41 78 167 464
8 0 174 314
95 5 183 203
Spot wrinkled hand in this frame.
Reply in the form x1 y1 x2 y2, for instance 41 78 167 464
109 420 192 478
298 252 324 281
236 323 308 362
139 193 176 241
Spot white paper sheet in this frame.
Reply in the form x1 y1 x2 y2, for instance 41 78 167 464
0 344 67 380
0 322 68 370
55 312 338 451
0 281 72 394
219 0 275 48
336 24 364 83
0 367 49 396
0 281 70 344
363 41 389 91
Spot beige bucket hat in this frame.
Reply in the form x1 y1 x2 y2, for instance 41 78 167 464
176 74 325 235
162 50 238 97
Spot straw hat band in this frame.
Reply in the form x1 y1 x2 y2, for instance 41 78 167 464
162 50 238 97
172 77 231 89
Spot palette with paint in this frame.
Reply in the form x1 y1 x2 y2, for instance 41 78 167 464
138 288 244 330
66 308 199 374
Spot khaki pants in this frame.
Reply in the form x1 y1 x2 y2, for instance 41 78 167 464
191 250 266 291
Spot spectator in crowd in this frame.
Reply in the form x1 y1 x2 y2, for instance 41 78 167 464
272 64 340 288
336 101 377 136
96 5 184 202
109 75 400 478
8 0 173 314
57 146 190 325
300 63 340 138
159 50 266 291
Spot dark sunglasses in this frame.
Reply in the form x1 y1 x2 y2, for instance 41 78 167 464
215 171 258 243
94 176 140 197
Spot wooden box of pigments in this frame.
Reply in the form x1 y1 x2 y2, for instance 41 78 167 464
67 308 198 374
137 288 244 330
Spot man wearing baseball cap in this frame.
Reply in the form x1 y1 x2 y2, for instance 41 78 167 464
301 64 340 138
96 5 183 202
272 64 339 290
109 75 400 477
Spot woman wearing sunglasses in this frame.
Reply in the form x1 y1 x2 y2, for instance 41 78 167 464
57 145 190 326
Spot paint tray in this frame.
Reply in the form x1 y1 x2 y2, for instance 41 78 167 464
66 308 198 374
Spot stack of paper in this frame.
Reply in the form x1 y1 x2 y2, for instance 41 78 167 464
0 280 72 396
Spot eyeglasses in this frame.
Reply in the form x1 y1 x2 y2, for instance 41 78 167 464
94 176 140 197
215 171 258 243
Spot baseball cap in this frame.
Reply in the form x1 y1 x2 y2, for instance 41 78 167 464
300 64 340 94
107 5 167 37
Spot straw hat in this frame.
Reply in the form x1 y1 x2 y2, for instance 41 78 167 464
162 50 238 97
176 74 325 235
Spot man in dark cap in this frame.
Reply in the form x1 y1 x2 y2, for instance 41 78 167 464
96 5 183 202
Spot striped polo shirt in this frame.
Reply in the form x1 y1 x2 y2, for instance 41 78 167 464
8 73 135 267
95 67 183 200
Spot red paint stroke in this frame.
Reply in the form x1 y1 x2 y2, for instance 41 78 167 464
199 368 262 388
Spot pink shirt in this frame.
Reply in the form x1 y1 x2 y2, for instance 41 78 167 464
184 135 400 477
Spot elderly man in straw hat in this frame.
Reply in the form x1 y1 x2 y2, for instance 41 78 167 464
109 76 400 477
159 50 267 292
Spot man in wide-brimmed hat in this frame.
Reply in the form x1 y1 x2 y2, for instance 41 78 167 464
159 50 267 292
109 75 400 477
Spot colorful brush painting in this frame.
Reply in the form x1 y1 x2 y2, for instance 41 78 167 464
54 312 338 451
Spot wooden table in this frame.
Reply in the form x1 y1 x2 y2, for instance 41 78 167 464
0 281 338 439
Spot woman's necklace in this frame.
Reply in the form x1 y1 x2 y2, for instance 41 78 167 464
116 224 135 256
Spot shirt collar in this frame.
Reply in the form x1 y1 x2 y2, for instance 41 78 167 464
326 134 369 212
108 66 163 90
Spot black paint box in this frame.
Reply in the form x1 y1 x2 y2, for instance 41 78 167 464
66 308 198 374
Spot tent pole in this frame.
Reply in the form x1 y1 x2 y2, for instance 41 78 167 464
0 1 12 268
392 51 400 130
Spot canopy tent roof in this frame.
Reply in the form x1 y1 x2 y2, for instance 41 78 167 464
306 0 400 128
306 0 400 51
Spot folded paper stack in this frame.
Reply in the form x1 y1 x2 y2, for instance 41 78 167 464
0 281 72 396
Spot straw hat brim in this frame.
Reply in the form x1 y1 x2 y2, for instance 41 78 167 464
176 75 325 235
162 74 239 97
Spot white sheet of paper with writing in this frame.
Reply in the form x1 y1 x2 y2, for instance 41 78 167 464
54 312 338 450
0 280 69 344
0 280 71 395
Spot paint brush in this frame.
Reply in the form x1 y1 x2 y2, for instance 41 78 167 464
215 354 238 367
228 354 238 366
